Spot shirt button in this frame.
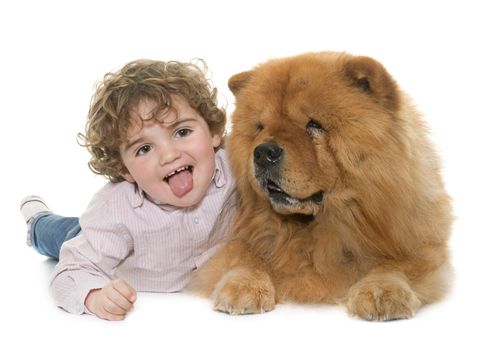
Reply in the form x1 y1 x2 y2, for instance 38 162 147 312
194 217 199 224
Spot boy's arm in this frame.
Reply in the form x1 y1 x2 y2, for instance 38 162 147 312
49 198 134 315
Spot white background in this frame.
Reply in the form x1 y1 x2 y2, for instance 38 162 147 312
1 0 494 348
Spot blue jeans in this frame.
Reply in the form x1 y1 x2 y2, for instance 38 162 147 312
30 214 81 259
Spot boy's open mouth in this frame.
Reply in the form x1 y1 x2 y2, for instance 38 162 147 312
163 166 194 197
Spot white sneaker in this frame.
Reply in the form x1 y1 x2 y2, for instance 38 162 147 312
20 195 52 246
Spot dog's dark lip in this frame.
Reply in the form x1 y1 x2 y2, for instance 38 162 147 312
266 180 283 194
265 179 323 205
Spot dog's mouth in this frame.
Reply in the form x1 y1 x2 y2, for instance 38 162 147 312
264 179 324 216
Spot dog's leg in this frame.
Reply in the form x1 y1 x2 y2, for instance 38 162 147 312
189 239 276 314
344 240 452 321
344 270 422 321
212 266 276 314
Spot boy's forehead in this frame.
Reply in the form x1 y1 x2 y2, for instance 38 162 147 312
131 97 167 120
126 108 175 138
125 95 201 139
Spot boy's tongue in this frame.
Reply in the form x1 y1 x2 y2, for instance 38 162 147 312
168 170 193 197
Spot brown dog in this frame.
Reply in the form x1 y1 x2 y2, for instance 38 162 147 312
190 52 453 321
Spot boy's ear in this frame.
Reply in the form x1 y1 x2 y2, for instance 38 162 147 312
121 172 136 183
228 70 253 96
212 133 222 148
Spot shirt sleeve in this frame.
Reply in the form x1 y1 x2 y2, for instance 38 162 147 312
49 191 134 314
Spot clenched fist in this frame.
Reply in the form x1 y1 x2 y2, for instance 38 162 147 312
84 278 137 321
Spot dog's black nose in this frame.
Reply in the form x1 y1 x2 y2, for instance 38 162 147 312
254 142 284 168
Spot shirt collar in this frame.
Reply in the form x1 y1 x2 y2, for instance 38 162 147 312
129 150 227 211
212 153 226 188
130 184 146 209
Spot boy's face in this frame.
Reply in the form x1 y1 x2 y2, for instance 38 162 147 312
119 95 221 207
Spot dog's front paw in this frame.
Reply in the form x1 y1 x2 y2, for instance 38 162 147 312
212 267 276 315
345 273 422 321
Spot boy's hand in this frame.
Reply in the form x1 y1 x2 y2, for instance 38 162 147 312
84 278 137 321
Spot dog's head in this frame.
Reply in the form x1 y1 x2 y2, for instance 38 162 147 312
227 52 400 217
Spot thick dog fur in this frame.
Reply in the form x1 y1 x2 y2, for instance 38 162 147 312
190 52 453 321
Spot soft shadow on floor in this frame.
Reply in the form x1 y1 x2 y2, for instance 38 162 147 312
41 258 57 275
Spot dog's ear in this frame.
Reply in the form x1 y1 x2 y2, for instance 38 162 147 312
228 71 253 96
344 56 399 111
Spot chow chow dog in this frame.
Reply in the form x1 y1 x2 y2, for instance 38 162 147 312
190 52 453 321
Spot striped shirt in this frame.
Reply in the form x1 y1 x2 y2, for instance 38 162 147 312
49 148 237 314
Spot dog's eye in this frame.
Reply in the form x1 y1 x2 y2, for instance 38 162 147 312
256 123 264 133
306 119 324 136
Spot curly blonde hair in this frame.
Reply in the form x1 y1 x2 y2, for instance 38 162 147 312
78 59 226 182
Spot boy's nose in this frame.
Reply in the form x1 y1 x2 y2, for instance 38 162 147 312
159 145 181 165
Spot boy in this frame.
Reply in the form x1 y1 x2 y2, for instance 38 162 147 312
20 59 237 320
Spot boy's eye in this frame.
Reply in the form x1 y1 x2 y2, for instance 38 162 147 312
136 144 152 156
176 128 192 138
